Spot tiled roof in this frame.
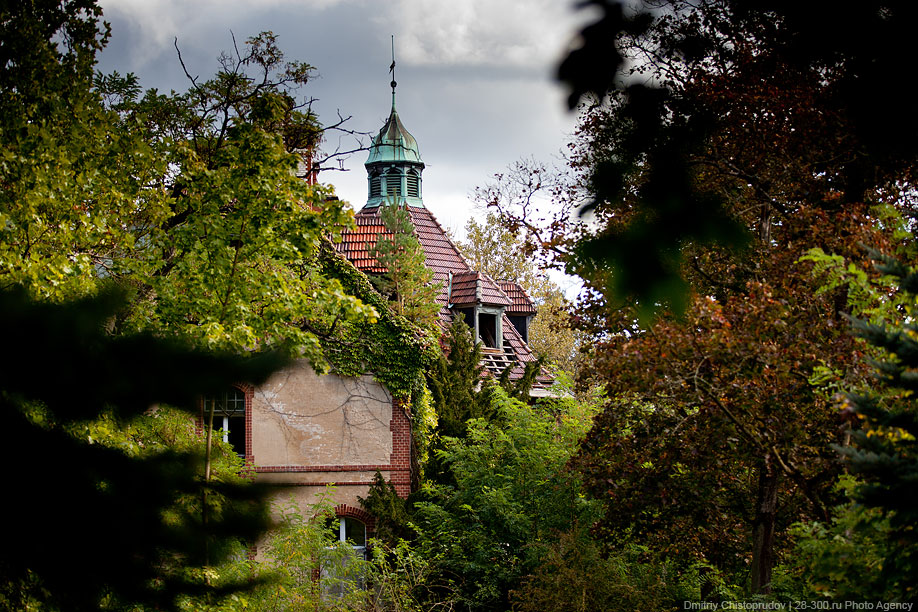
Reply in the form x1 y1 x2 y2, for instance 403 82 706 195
338 206 470 316
337 203 552 389
479 273 511 307
449 271 479 306
448 271 511 307
334 212 391 273
407 207 469 293
497 280 537 316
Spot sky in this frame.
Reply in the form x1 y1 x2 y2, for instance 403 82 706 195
95 0 594 240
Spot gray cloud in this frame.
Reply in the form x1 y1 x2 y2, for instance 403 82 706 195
96 0 587 235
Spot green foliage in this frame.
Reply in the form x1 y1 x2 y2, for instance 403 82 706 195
411 386 601 611
368 200 441 328
497 354 543 401
783 475 895 601
0 0 108 126
315 240 438 409
514 532 714 612
426 318 492 440
0 288 284 610
0 7 411 608
241 490 437 612
831 251 918 601
359 472 413 547
1 17 376 365
250 493 371 611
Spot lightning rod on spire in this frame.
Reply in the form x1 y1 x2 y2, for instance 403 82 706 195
389 35 397 107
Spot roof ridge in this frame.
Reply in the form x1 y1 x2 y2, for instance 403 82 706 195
407 207 471 272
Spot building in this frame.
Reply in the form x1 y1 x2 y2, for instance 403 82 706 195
204 82 549 545
335 84 551 392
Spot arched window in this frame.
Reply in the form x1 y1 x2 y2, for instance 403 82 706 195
326 515 367 560
406 170 420 197
203 387 247 456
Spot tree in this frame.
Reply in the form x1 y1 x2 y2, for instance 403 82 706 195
0 288 285 610
459 211 583 375
1 12 375 364
0 3 381 607
368 200 441 328
832 252 918 601
563 152 892 594
571 233 871 592
555 0 918 310
476 0 918 595
411 386 602 612
425 318 491 462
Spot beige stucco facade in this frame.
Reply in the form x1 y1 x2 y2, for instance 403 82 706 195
248 359 411 533
253 362 393 468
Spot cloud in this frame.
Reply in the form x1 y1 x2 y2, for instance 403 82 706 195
95 0 586 250
379 0 580 68
99 0 354 72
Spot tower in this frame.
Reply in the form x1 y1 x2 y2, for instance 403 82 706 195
364 45 425 208
337 46 552 395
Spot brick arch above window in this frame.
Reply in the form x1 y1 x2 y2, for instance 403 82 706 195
334 504 376 535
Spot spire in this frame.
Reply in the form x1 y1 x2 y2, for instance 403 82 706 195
389 35 397 110
365 36 425 209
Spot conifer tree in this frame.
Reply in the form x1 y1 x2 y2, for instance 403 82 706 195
841 251 918 601
368 201 441 327
426 319 493 440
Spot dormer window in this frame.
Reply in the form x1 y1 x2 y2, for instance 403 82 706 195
479 312 498 347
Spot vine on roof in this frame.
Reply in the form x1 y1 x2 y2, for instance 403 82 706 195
314 239 439 408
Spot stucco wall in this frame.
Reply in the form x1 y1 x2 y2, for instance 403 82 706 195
252 360 393 467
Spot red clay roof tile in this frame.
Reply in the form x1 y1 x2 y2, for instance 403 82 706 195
338 204 551 389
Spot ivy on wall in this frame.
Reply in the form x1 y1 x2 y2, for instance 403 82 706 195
314 240 440 451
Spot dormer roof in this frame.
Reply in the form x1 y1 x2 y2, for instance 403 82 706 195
497 280 537 316
450 271 512 308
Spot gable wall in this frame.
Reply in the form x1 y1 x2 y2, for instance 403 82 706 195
249 359 411 523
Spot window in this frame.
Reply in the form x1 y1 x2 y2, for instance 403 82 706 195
458 307 475 330
320 515 369 595
508 314 529 343
203 387 247 456
327 516 367 558
369 173 382 197
385 171 402 196
406 170 420 197
478 312 498 347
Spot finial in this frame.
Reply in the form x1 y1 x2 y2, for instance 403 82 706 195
389 35 397 108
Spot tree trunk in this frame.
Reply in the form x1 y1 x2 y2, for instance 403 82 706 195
203 396 217 568
750 456 779 594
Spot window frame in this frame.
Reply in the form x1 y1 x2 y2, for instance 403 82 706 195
199 385 254 463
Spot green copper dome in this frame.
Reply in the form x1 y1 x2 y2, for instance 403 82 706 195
365 93 426 208
366 105 423 165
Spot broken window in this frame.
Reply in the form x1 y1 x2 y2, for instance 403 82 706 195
203 387 247 456
478 312 498 347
